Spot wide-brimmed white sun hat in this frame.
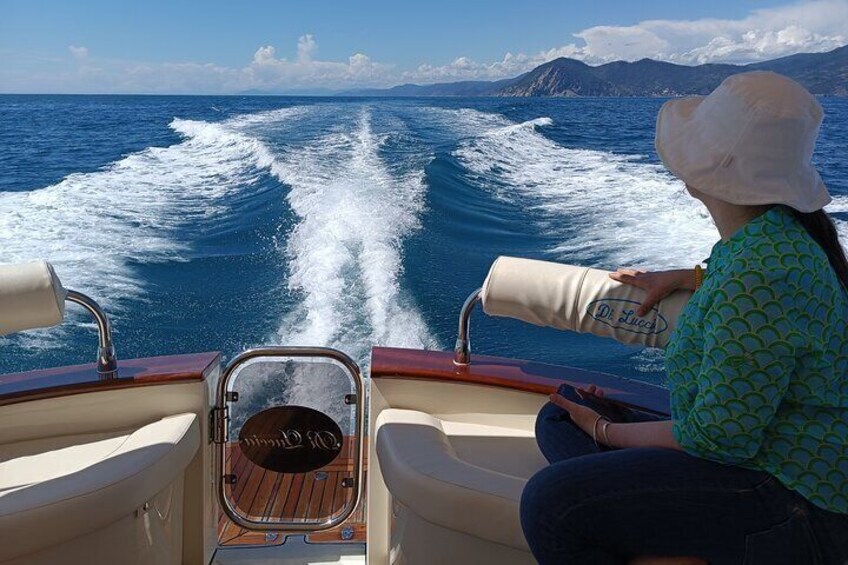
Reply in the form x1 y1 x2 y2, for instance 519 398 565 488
655 71 830 213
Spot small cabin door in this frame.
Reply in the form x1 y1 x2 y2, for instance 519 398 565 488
213 347 365 533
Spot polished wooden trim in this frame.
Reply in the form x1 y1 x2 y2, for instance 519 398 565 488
371 347 670 415
0 351 221 407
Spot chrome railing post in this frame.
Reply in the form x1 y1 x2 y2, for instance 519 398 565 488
65 290 118 379
453 288 482 366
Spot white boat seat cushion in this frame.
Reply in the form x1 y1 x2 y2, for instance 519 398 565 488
375 409 529 551
0 413 199 562
0 260 66 336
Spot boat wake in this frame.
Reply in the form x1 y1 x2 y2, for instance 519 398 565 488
451 109 718 269
0 107 305 347
0 103 437 364
269 108 437 366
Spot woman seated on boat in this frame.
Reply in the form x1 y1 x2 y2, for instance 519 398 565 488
520 71 848 565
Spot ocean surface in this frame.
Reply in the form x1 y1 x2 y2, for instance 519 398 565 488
1 95 846 386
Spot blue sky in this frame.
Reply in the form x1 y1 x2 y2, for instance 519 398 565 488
1 0 846 93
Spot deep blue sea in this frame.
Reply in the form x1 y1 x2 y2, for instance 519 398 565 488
1 95 846 385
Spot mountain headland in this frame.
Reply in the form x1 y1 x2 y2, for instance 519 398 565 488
342 45 848 97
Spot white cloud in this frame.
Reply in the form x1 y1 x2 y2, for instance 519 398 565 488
6 35 394 94
573 0 847 65
297 34 317 62
403 0 847 82
252 45 276 65
68 45 88 60
246 35 394 90
5 1 847 94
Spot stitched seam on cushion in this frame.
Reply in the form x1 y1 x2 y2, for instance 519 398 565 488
95 431 136 464
382 439 524 504
571 267 590 329
0 429 137 492
480 257 500 306
379 425 524 502
400 458 523 503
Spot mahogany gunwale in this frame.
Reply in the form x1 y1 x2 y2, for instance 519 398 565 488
370 346 670 416
0 351 221 407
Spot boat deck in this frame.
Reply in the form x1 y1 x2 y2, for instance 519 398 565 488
218 438 367 547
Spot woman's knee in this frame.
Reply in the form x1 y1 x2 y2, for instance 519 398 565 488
520 466 561 550
520 465 553 523
521 462 594 535
521 463 618 564
522 459 594 518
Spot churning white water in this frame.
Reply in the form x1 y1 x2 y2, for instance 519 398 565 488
452 109 718 269
269 108 437 364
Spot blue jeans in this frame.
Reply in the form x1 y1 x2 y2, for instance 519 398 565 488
520 385 848 564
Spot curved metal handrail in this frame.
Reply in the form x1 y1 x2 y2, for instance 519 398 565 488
453 288 482 365
65 290 118 379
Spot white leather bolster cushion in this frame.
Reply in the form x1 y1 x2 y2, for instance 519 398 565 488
376 409 529 551
481 256 693 348
0 413 199 562
0 260 66 336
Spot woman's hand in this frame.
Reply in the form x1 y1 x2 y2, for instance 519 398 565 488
550 385 683 450
578 384 604 398
609 268 694 316
549 387 607 444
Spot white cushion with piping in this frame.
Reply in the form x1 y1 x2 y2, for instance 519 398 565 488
375 408 529 551
0 413 199 562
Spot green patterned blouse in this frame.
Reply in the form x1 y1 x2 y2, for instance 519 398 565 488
666 205 848 514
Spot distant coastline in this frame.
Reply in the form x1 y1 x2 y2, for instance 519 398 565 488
336 45 847 98
3 46 844 98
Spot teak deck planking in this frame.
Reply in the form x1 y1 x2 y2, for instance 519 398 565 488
217 437 367 547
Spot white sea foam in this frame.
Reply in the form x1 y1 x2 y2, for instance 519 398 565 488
835 222 848 247
269 108 437 368
416 106 509 139
0 107 305 347
825 195 848 245
224 106 306 129
452 110 718 269
1 119 276 298
826 194 848 213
